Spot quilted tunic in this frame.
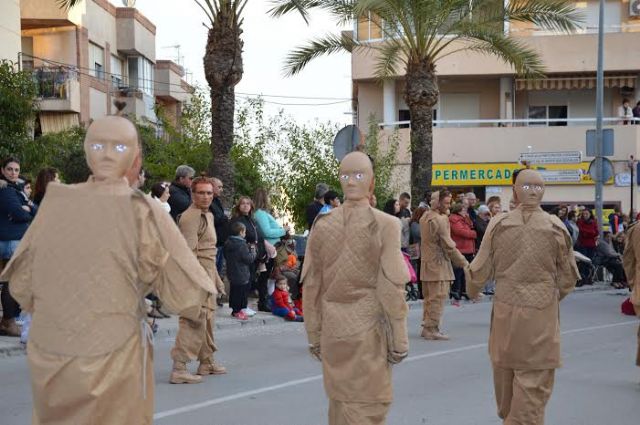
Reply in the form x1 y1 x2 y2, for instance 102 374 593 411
0 178 215 425
301 201 409 402
466 206 579 370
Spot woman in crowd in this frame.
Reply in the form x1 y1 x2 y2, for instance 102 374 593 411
150 182 171 214
0 157 37 336
253 188 287 312
383 198 400 216
33 167 60 206
409 206 428 299
577 209 599 260
230 196 265 316
487 198 502 217
449 201 476 301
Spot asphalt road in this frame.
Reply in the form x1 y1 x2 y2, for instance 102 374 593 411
0 289 638 425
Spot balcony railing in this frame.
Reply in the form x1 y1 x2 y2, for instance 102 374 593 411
379 117 640 129
33 67 79 100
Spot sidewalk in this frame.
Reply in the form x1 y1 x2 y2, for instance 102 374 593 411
0 281 619 358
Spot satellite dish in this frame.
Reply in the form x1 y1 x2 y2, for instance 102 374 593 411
333 125 362 161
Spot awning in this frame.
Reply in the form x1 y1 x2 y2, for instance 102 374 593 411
39 112 80 134
516 75 636 91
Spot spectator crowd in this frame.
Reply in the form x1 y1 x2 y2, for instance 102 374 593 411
0 155 631 339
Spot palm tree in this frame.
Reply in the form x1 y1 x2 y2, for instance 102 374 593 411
195 0 246 205
270 0 582 203
58 0 246 205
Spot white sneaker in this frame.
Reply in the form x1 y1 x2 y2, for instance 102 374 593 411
242 308 256 317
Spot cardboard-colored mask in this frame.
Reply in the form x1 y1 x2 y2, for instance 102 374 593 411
339 152 374 202
84 116 139 181
513 169 545 208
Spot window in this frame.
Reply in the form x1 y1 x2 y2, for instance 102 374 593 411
126 56 154 96
89 43 104 79
357 12 383 41
527 105 568 126
110 55 125 88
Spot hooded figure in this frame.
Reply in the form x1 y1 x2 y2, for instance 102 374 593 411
301 151 409 425
622 221 640 368
0 115 215 425
465 169 579 425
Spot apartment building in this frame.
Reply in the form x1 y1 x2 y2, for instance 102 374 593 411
0 0 21 62
19 0 191 134
354 1 640 214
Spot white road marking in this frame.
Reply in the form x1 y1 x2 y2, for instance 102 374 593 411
153 319 638 420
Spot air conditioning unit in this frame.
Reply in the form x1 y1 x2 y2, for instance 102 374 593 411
630 0 640 17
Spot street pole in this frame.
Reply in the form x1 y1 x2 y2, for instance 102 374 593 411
595 0 605 236
631 155 636 221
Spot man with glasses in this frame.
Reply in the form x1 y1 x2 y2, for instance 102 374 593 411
169 165 195 221
209 178 229 277
170 176 227 384
466 169 579 425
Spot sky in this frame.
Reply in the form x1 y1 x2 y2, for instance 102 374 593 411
126 0 353 125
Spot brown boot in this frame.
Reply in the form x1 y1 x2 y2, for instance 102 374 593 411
197 359 227 375
421 327 450 341
0 318 21 337
170 362 203 384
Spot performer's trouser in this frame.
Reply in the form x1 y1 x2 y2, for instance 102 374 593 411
422 281 450 330
171 307 217 364
328 399 391 425
493 366 555 425
636 324 640 367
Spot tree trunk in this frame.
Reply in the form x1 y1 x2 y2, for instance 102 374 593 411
204 10 243 206
404 59 438 206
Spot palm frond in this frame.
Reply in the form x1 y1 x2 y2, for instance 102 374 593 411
505 0 583 33
464 30 546 77
194 0 215 25
56 0 83 9
283 33 358 76
268 0 320 24
372 39 403 79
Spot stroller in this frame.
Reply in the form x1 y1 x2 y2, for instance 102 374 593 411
574 250 595 287
403 252 420 301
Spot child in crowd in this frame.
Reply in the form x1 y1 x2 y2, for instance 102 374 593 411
224 221 257 320
271 276 303 322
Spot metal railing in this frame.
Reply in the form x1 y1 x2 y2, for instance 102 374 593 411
32 67 78 100
379 117 640 129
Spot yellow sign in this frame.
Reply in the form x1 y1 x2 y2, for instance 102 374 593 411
432 162 610 186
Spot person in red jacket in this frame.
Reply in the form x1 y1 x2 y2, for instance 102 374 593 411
577 209 599 259
449 200 477 300
271 276 303 322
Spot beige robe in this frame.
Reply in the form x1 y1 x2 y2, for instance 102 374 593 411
0 179 215 425
466 206 578 369
466 206 578 424
419 211 467 282
171 205 225 363
302 203 409 406
622 222 640 366
419 211 467 329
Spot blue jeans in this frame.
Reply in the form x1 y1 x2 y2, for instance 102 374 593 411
216 246 224 277
0 240 19 260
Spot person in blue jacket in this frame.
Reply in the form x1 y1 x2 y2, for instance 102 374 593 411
253 188 288 311
0 157 37 336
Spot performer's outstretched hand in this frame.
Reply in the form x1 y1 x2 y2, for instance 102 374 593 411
309 344 321 361
388 350 408 364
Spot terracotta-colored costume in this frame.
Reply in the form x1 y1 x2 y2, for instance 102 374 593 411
302 152 409 425
622 222 640 367
419 210 467 336
0 180 215 425
466 170 578 425
171 205 226 368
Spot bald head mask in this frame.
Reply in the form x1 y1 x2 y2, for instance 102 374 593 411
84 116 139 181
339 152 374 202
513 169 545 208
